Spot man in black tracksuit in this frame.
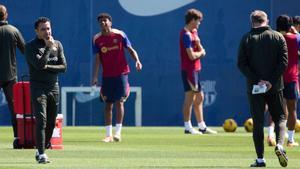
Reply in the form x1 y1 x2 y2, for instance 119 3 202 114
0 4 25 147
25 17 66 164
238 10 288 167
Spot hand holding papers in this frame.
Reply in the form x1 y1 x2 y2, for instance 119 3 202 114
252 84 267 94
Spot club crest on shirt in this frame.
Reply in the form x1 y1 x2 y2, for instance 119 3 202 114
36 96 43 103
200 80 217 107
36 48 46 59
39 48 45 53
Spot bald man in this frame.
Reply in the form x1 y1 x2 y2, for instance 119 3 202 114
0 4 25 148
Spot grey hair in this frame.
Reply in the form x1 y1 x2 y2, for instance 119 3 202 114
250 10 268 25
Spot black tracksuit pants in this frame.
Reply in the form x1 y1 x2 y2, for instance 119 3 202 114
31 84 58 155
0 79 17 137
248 90 286 159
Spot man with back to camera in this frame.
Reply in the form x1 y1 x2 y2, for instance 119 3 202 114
179 8 217 135
238 10 288 167
0 4 25 148
92 13 142 143
25 17 67 163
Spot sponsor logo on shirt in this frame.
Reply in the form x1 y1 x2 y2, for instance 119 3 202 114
48 57 58 62
101 45 119 53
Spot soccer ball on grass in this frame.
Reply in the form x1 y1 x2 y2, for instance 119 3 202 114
244 118 253 132
295 119 300 133
223 119 238 132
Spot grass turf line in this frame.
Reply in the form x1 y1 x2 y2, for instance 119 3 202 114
0 127 299 169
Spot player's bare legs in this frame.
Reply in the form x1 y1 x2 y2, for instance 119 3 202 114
183 91 195 122
267 118 276 146
286 99 298 147
266 104 276 146
114 101 124 141
182 91 201 134
103 102 114 142
104 103 113 126
115 101 124 124
193 91 204 123
194 91 217 134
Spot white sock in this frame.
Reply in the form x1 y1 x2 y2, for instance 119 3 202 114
39 153 47 158
184 121 193 130
268 126 275 138
115 123 122 136
288 130 295 142
105 125 112 137
276 144 283 149
257 158 265 163
198 121 207 130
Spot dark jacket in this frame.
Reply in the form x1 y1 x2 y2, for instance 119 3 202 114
25 37 67 88
0 21 25 81
237 26 288 93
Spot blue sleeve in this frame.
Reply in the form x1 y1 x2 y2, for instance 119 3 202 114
183 33 192 49
92 40 99 54
297 34 300 50
122 33 132 48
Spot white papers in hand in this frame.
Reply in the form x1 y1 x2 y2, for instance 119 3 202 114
252 84 267 94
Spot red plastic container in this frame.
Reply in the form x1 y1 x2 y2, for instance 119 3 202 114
16 114 36 148
13 82 31 115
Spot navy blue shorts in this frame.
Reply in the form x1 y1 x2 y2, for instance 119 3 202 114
100 74 130 103
181 70 202 92
283 81 298 100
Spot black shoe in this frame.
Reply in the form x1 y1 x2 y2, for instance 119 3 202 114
199 128 218 134
250 160 266 167
35 151 39 162
275 145 288 167
13 138 21 149
184 129 202 134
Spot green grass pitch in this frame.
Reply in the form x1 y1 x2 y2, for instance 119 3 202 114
0 127 299 169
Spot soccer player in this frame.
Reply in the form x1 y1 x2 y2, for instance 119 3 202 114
238 10 288 167
25 17 67 163
92 13 142 142
179 9 217 135
0 4 25 148
267 15 300 148
276 15 300 147
292 16 300 33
